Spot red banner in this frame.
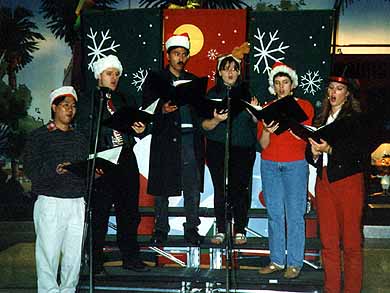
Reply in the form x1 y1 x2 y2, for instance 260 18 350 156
163 9 247 89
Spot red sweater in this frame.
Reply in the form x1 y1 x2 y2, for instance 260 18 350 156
257 98 314 162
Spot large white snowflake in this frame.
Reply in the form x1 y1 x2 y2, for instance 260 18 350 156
207 49 219 60
300 70 323 95
87 27 120 71
253 28 290 75
131 68 148 92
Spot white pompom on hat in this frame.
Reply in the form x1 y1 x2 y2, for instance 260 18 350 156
165 33 190 51
49 86 78 105
268 61 298 95
92 54 123 80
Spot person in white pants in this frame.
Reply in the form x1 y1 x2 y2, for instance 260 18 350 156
24 86 89 292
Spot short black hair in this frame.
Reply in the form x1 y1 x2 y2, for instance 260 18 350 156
50 96 77 119
167 46 190 55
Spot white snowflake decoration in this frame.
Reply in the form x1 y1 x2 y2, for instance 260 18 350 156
207 49 219 60
207 70 216 81
87 27 120 71
253 28 290 75
300 70 323 95
131 68 148 92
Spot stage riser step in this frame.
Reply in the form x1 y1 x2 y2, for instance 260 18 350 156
104 235 322 250
79 267 323 292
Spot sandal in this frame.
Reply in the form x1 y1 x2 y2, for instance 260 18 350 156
234 233 247 245
211 233 225 244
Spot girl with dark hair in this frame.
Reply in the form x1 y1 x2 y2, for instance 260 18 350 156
306 75 369 293
201 55 259 245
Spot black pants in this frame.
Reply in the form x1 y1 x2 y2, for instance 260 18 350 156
91 149 140 265
154 131 201 233
206 140 256 234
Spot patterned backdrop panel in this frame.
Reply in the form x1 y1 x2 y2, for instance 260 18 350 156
248 10 333 113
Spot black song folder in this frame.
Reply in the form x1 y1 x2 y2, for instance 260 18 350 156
243 95 308 135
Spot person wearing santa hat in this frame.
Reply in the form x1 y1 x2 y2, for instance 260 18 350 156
306 72 369 292
79 54 148 274
142 33 205 245
258 62 314 279
24 86 88 292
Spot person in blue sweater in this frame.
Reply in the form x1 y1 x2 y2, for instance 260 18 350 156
201 54 259 245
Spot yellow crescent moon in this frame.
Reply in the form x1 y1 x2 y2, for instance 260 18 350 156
174 24 204 57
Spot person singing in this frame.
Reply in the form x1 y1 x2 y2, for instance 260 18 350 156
258 62 314 279
306 73 369 293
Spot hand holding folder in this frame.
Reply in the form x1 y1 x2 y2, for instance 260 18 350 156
242 96 308 135
102 99 159 133
147 72 208 108
63 146 122 177
288 116 355 145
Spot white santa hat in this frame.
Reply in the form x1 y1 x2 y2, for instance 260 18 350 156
268 61 298 95
49 86 78 105
92 54 123 80
165 33 190 51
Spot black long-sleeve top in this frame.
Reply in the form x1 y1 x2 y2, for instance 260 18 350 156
23 125 88 198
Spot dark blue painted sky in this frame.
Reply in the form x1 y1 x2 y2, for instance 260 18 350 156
1 0 389 121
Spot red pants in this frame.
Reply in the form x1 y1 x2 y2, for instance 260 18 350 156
316 169 364 293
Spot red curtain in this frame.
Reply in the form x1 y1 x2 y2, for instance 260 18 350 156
163 9 247 89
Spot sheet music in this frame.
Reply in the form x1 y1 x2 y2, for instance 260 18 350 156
88 146 122 164
172 79 192 87
141 98 160 114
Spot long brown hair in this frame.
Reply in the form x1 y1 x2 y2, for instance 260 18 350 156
314 79 361 127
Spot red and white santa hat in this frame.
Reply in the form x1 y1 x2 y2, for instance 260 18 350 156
49 86 78 105
268 61 299 95
165 33 190 51
92 54 123 80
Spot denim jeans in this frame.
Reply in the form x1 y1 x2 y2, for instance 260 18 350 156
261 159 308 268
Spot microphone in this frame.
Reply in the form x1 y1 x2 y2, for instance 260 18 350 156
96 86 112 100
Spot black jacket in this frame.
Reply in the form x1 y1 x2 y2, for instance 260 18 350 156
306 111 370 183
142 68 205 196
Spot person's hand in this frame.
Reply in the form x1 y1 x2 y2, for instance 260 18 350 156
131 121 146 134
56 162 71 175
95 168 104 179
308 138 332 157
262 120 279 134
213 109 228 122
250 96 259 106
162 101 178 113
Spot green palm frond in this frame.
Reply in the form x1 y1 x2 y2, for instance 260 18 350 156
40 0 118 47
0 6 45 73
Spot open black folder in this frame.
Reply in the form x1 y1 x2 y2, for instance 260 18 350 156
102 99 159 133
288 116 355 144
147 72 209 107
197 82 250 119
64 146 122 178
242 95 308 135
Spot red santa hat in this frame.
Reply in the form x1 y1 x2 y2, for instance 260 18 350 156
49 86 78 105
268 61 299 95
92 55 123 80
165 33 190 51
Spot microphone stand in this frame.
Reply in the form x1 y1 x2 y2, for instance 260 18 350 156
77 87 108 293
223 85 235 292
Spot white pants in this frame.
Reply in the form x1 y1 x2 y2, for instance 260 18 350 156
34 195 85 293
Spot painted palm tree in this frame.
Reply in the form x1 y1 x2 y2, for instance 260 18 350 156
0 6 45 90
40 0 118 47
139 0 248 9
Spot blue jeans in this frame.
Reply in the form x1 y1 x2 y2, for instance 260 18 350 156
261 159 308 268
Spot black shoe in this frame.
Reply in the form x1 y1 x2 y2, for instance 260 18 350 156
93 264 107 276
123 258 150 272
150 230 167 245
184 228 204 245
